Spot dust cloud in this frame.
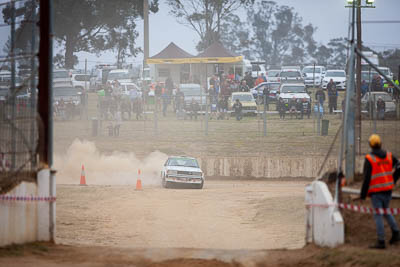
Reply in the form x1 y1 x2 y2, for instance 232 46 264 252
54 139 168 186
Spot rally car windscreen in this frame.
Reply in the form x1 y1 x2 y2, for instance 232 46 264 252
167 158 199 168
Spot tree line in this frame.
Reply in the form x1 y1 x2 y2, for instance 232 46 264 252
1 0 398 73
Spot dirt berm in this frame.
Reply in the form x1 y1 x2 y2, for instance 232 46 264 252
2 242 400 266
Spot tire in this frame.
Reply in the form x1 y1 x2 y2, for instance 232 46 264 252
162 175 168 188
194 180 204 189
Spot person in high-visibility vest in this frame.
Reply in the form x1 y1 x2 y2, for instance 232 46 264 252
360 134 400 249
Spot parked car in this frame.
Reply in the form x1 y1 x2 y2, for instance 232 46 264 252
229 92 257 115
277 83 311 113
161 156 204 189
378 67 393 81
361 91 396 114
322 70 347 90
266 69 281 83
71 73 91 92
53 85 81 119
251 82 280 103
302 66 326 87
279 69 304 84
359 71 380 87
53 69 72 87
179 83 207 110
120 82 141 96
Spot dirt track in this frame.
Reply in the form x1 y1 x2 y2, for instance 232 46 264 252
56 180 307 250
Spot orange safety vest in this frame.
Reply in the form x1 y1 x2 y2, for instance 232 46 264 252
366 152 394 194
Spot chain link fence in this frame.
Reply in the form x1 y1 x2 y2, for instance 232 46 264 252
0 0 39 194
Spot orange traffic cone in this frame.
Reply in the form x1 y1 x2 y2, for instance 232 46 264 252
136 169 142 190
80 164 87 186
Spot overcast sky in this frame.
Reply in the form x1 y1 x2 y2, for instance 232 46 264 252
1 0 399 69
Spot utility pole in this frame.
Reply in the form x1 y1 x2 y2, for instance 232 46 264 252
38 0 53 166
356 0 362 156
143 0 149 69
10 0 16 170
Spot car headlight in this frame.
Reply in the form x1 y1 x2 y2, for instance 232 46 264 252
167 170 177 175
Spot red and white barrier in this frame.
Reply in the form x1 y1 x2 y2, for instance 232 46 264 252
306 203 400 215
0 195 56 202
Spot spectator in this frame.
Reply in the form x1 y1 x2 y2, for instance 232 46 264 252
217 96 228 120
210 95 218 120
255 74 264 86
232 98 243 121
261 73 267 82
239 80 249 92
371 75 383 92
361 80 369 97
296 99 304 119
244 72 254 88
161 87 169 117
189 98 200 120
155 82 162 111
377 96 385 120
277 98 286 120
289 97 297 119
359 134 400 249
304 99 311 119
315 88 326 106
327 79 338 114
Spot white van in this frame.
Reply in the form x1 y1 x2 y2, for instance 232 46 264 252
107 69 133 84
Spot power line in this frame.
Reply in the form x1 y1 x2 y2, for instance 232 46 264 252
362 20 400 24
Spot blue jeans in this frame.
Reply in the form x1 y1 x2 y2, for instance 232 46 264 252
371 192 399 241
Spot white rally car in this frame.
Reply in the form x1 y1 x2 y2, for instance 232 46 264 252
161 156 204 189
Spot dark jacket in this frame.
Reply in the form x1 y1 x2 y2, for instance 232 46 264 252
232 101 242 113
315 89 325 103
360 148 399 199
327 82 337 97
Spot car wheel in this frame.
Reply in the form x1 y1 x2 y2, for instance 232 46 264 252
194 180 204 189
162 176 168 188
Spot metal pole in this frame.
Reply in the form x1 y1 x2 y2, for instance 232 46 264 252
344 47 356 184
205 93 209 136
143 0 149 69
373 94 377 133
84 59 88 120
356 0 362 156
317 95 321 136
38 0 53 166
10 0 16 170
205 64 208 136
154 95 158 135
313 62 316 89
263 94 267 136
29 0 37 167
337 0 357 197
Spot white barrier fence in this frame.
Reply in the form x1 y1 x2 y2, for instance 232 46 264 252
0 169 56 246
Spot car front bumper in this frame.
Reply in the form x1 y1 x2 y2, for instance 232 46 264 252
165 176 203 184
